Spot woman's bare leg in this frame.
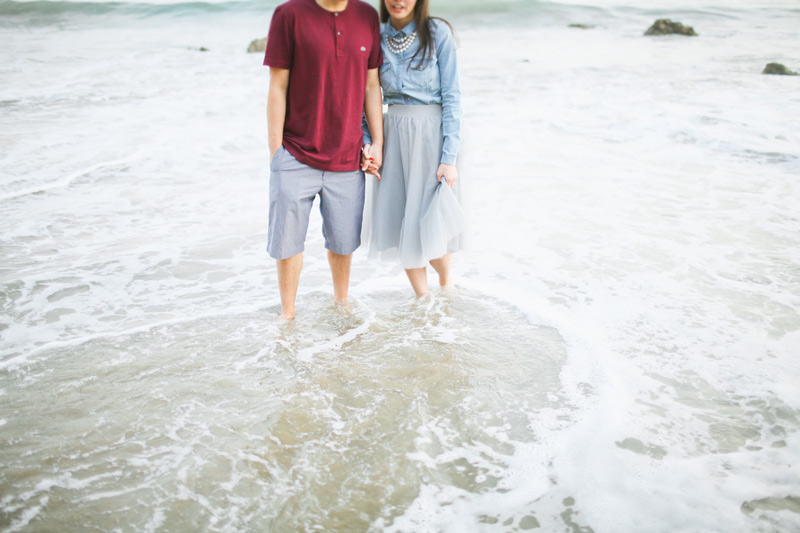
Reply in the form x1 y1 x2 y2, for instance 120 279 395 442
429 254 453 290
405 267 429 296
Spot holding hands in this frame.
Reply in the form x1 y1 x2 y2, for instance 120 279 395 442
361 144 382 179
362 145 458 191
362 149 458 190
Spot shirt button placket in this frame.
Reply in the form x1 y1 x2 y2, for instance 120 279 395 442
334 12 340 57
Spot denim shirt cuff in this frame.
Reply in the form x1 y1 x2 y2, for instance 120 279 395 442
440 152 457 166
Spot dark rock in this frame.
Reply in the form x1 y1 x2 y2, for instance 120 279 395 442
763 63 797 75
247 37 267 54
568 24 594 29
644 19 697 36
199 47 208 52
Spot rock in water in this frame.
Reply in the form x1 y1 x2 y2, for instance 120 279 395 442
644 19 698 36
763 63 798 75
247 37 267 54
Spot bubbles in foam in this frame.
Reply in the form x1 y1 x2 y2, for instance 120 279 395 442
0 286 578 531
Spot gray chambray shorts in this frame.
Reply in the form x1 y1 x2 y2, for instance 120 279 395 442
267 146 365 260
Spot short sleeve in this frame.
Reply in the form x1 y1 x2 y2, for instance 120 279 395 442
367 10 383 70
263 6 293 69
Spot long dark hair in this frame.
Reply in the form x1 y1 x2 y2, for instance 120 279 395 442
379 0 457 70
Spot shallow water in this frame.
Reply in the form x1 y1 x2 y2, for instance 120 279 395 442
1 290 571 531
1 0 800 531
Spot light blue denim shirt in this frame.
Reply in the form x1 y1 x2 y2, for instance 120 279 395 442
364 19 462 165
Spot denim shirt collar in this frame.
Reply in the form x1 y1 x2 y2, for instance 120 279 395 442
384 20 416 39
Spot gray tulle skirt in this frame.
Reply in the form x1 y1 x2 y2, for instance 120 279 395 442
363 104 470 269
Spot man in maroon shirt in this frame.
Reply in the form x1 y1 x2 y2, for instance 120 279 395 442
264 0 383 319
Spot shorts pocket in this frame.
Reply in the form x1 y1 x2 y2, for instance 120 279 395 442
270 145 284 170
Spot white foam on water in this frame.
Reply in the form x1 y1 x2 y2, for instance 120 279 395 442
0 153 142 201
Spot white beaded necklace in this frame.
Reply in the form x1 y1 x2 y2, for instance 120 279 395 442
385 30 417 54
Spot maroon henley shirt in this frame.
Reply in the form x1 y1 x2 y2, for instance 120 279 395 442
263 0 383 172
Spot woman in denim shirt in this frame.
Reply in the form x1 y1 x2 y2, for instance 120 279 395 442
362 0 469 296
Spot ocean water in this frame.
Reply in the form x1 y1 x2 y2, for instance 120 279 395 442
1 0 799 531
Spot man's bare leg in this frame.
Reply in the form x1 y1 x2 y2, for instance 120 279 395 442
328 250 352 305
405 267 429 297
277 252 303 319
429 254 454 290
